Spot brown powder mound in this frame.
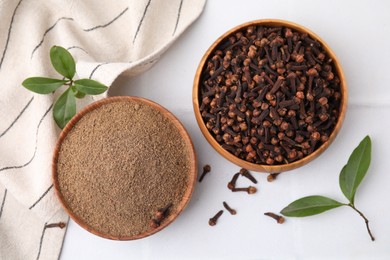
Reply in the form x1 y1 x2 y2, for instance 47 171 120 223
56 100 191 237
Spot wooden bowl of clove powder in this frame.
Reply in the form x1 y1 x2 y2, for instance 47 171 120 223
193 19 347 173
53 96 197 240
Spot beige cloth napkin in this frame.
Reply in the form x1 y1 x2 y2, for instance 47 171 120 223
0 0 205 259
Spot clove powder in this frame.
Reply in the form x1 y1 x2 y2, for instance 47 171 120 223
56 99 192 237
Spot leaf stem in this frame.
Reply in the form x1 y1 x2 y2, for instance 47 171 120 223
348 204 375 241
65 80 73 86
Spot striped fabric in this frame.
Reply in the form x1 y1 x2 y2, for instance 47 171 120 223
0 0 205 259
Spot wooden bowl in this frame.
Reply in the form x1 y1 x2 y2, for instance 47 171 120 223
52 96 197 240
193 19 347 173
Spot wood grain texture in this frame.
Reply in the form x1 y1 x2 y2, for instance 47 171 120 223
52 96 197 240
193 19 347 173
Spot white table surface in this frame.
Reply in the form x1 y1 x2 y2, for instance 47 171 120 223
61 0 390 259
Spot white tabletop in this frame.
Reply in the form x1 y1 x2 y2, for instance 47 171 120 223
61 0 390 259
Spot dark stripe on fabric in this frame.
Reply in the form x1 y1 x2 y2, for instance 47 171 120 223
31 8 128 58
29 185 53 210
83 7 129 32
30 17 74 59
0 189 7 220
0 96 34 139
172 0 183 36
66 46 89 55
89 62 109 79
133 0 152 43
36 222 48 260
0 104 53 172
0 0 24 70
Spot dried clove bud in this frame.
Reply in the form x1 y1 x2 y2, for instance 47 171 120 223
199 164 211 182
155 203 172 220
227 172 240 190
150 203 172 229
264 212 285 224
267 172 281 182
45 222 66 229
232 186 257 194
239 168 257 184
199 24 341 166
223 201 237 215
209 210 224 226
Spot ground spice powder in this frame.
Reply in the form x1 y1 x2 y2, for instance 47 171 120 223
57 100 191 237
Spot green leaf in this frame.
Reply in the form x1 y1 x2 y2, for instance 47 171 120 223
74 79 108 95
22 77 66 94
339 165 348 201
53 88 76 129
70 85 86 99
280 195 344 217
74 91 86 99
339 136 371 204
50 46 76 79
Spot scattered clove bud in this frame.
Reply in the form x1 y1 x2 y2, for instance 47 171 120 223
155 203 172 220
227 172 240 190
199 164 211 182
209 210 224 226
150 219 160 229
264 212 285 224
232 186 257 194
45 222 66 229
267 172 281 182
150 203 172 229
223 201 237 215
239 168 257 184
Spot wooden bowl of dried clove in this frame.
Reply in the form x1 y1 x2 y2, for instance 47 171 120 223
193 19 347 173
53 96 197 240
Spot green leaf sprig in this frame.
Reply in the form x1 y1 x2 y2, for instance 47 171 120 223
22 46 108 128
280 136 375 241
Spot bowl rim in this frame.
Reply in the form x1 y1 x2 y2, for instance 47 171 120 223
192 19 348 173
52 96 197 240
